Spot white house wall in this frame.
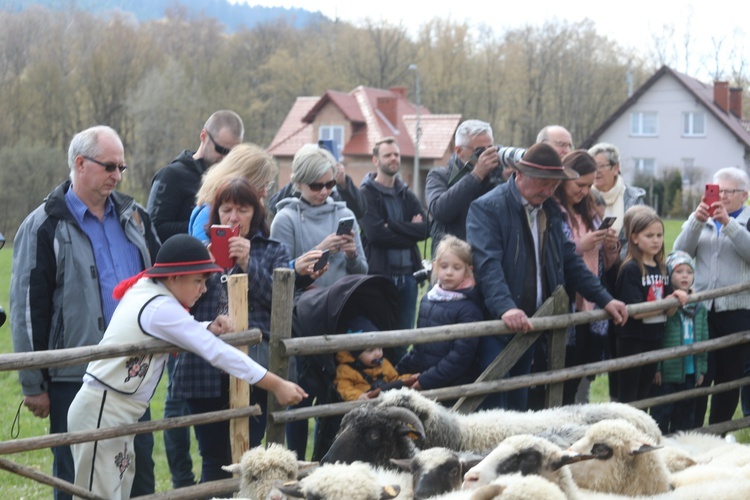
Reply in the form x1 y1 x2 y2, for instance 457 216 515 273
595 75 747 187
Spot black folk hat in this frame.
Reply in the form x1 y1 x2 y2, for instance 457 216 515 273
144 234 223 278
515 143 579 180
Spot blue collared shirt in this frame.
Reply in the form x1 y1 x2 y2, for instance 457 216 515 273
65 188 144 325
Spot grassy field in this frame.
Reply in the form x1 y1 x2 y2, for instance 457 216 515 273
0 217 746 495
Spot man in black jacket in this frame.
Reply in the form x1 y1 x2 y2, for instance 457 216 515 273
146 109 243 488
147 110 244 242
360 137 428 340
425 119 501 255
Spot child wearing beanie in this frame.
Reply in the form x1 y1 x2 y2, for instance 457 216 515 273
650 250 708 433
334 315 416 401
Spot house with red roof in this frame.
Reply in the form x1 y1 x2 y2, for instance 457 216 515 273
581 66 750 191
267 85 461 201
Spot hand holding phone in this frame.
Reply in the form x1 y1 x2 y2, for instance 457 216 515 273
313 249 330 272
705 184 720 216
599 216 617 230
336 217 355 236
210 225 240 268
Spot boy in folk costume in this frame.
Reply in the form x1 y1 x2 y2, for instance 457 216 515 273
68 234 306 499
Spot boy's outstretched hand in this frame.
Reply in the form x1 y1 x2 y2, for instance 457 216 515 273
208 315 234 335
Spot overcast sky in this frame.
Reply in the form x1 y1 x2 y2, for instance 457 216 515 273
234 1 748 82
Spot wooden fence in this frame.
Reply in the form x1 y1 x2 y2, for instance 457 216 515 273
0 269 749 498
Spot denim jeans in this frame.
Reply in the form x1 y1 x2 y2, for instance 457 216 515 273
51 382 154 500
163 355 195 488
476 335 536 411
390 273 418 361
649 375 697 434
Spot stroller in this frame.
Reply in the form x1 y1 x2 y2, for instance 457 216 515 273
291 274 400 460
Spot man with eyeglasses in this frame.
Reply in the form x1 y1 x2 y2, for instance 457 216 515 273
146 110 243 488
148 110 244 243
10 125 161 499
359 137 428 348
536 125 574 158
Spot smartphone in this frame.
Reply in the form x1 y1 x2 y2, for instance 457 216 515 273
313 249 330 272
336 217 355 236
705 183 720 216
318 139 338 161
210 224 240 268
599 216 617 230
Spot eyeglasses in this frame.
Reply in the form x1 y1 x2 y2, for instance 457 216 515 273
546 139 573 150
719 189 745 195
596 162 614 171
83 155 127 173
206 131 232 156
307 180 337 192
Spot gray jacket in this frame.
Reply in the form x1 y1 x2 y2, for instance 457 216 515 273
673 206 750 311
10 181 159 395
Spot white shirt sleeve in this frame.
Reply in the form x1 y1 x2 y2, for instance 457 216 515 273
139 295 267 385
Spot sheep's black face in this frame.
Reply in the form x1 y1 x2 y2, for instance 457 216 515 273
412 456 462 500
590 443 614 460
494 449 543 476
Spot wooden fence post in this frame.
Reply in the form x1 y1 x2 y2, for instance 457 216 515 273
545 288 569 408
265 268 295 445
228 274 250 463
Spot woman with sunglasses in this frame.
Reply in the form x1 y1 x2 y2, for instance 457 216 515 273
270 145 368 288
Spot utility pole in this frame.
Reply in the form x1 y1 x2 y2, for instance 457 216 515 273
408 64 421 198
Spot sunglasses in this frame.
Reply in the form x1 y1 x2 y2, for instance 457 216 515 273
206 130 232 156
308 180 337 192
83 155 127 173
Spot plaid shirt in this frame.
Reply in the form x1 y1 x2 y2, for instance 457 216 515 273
171 233 310 399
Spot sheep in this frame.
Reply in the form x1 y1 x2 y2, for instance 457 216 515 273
321 388 661 466
662 430 750 468
390 447 487 499
221 443 315 500
275 461 407 499
461 434 593 499
566 419 671 496
425 473 568 500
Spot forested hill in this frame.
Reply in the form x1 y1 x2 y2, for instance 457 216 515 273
0 0 324 31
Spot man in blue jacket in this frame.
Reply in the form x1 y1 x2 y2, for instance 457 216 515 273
466 142 628 411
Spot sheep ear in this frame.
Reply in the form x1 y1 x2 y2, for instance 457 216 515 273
297 462 319 478
389 458 412 471
277 480 306 498
221 463 241 475
380 484 401 499
550 451 596 470
631 443 663 455
461 456 486 472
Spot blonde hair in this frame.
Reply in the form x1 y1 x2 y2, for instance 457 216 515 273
290 145 337 188
196 143 277 206
432 235 473 284
621 206 665 277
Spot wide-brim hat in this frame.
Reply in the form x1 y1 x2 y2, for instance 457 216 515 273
515 143 579 180
144 234 223 278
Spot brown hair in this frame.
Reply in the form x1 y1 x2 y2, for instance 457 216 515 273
372 137 397 157
620 206 665 277
555 150 597 232
209 178 269 237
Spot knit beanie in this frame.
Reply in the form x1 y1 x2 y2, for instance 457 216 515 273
345 315 379 359
666 250 694 277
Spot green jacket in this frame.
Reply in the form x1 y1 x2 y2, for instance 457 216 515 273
657 303 708 384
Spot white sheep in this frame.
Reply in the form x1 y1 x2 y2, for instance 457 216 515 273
373 388 660 451
276 461 407 499
222 443 313 500
425 473 568 500
566 419 671 496
462 434 591 499
390 447 486 499
662 430 750 468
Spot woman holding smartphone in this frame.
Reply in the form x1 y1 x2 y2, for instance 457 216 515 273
554 150 620 404
270 145 368 288
172 178 322 483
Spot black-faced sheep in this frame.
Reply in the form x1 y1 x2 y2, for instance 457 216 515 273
276 461 406 499
566 419 671 496
322 388 660 466
461 434 592 498
390 447 486 500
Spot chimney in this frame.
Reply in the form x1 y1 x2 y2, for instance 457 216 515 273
377 96 398 126
714 81 729 113
729 87 743 118
389 86 407 99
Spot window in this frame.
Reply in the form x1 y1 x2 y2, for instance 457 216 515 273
319 126 344 160
683 112 705 136
630 112 658 136
634 158 656 176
